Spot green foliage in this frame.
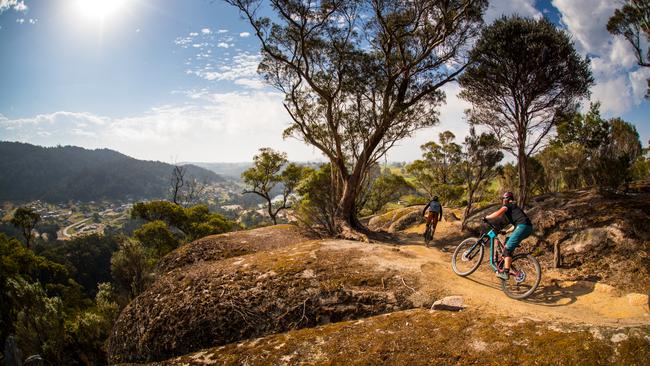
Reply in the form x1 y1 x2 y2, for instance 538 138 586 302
406 131 465 206
536 143 589 191
608 0 650 97
242 148 307 225
64 283 119 365
131 201 233 242
460 127 504 228
460 15 593 205
133 220 180 257
9 277 67 364
10 206 40 248
555 103 610 149
1 233 68 348
402 195 428 206
294 165 337 235
226 0 487 228
361 172 413 216
184 205 233 241
238 210 267 229
110 239 156 301
538 105 643 190
37 234 119 298
631 141 650 179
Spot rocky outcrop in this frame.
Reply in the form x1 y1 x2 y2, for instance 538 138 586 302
156 225 313 273
108 239 438 364
127 309 650 366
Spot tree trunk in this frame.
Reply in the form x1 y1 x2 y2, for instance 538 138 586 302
266 198 277 225
335 174 369 242
23 228 31 249
553 241 562 268
518 146 528 208
462 192 475 231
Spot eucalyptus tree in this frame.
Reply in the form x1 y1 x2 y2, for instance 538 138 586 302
10 207 40 248
460 127 503 230
407 130 464 205
608 0 650 97
226 0 488 236
459 16 593 206
242 148 304 225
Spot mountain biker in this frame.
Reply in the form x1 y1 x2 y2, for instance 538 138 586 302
483 191 533 280
422 196 443 241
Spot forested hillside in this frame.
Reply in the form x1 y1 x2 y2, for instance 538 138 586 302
0 142 223 202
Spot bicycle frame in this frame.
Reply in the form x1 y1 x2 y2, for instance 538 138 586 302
468 225 506 271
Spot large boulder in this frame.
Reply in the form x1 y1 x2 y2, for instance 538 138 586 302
388 210 423 232
368 206 430 232
108 240 437 364
156 224 313 273
131 309 650 366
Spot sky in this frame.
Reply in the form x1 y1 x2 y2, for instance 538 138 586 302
0 0 648 163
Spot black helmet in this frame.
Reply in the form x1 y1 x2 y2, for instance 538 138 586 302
432 196 439 201
502 191 514 201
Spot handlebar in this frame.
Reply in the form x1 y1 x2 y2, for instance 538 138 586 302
483 217 507 235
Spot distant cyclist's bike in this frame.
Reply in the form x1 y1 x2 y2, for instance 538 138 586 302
451 219 541 299
424 220 434 246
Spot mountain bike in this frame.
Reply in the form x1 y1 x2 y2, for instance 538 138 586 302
451 219 541 299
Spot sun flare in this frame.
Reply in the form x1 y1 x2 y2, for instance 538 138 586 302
76 0 127 21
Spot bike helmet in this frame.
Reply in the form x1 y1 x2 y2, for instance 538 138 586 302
502 191 514 201
432 196 439 201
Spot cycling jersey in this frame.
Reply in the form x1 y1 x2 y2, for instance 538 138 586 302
503 203 531 226
423 200 443 219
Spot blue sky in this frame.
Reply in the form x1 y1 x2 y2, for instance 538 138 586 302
0 0 648 162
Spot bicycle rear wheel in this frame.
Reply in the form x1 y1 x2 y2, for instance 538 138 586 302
501 254 541 299
424 223 432 246
451 237 484 277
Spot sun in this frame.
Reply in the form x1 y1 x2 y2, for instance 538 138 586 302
75 0 127 21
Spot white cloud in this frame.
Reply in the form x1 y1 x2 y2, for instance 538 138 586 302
552 0 646 117
218 29 228 33
15 17 24 23
0 92 321 162
239 32 250 38
0 0 27 14
484 0 541 23
216 42 230 48
630 68 650 102
201 27 211 34
388 83 472 162
591 75 633 115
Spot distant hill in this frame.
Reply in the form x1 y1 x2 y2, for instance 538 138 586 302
0 141 223 203
189 161 326 180
185 162 253 179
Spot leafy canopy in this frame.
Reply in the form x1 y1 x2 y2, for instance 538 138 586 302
459 15 593 205
242 148 306 225
226 0 488 228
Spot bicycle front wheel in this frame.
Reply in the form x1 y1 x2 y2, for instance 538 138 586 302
501 254 541 299
451 237 484 277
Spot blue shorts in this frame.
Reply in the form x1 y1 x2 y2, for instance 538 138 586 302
505 224 533 252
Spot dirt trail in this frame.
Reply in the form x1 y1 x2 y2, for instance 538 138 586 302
380 219 650 327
